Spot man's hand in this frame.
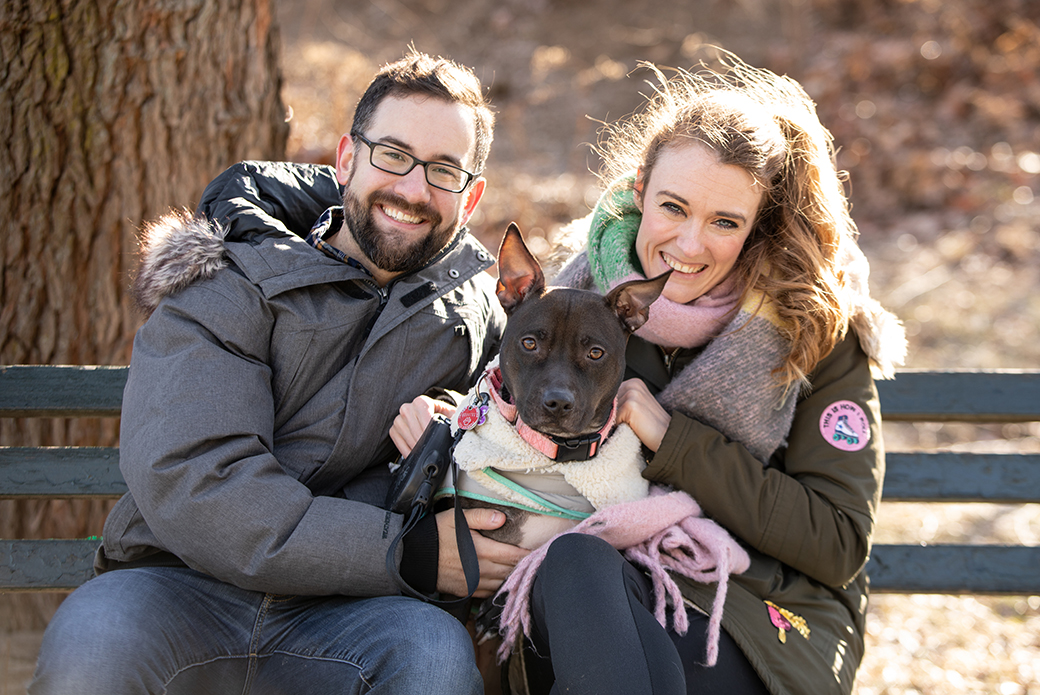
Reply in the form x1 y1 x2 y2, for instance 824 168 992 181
435 507 529 598
390 395 457 457
617 378 671 452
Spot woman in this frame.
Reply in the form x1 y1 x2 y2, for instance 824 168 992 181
506 56 907 695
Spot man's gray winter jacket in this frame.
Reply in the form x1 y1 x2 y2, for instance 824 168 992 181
96 161 505 597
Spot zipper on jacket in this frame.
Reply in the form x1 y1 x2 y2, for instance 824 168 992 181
353 228 489 347
662 346 682 375
359 282 390 343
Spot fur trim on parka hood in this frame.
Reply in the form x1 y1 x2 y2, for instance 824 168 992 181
131 162 344 316
839 237 907 379
132 211 230 316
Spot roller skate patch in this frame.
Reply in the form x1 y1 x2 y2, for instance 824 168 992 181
819 400 870 452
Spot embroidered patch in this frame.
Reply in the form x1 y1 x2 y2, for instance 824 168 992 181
765 600 810 644
819 400 870 452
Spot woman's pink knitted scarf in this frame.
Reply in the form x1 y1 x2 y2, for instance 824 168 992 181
495 486 751 666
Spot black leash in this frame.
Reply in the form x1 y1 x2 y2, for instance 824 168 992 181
385 419 479 607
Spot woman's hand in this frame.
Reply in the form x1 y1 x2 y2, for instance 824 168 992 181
616 378 671 452
389 395 457 457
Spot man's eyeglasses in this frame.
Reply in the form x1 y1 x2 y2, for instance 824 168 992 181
352 132 479 193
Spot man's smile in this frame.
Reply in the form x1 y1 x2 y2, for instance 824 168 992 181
380 204 425 226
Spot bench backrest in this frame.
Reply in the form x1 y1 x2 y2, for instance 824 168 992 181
1 365 1038 593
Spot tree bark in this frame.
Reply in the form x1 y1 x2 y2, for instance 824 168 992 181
0 0 288 629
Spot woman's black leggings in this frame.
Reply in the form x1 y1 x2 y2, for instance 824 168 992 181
524 533 771 695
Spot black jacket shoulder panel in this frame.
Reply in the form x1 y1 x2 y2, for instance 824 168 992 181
197 161 342 241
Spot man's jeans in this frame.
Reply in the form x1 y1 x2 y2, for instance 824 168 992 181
30 566 483 694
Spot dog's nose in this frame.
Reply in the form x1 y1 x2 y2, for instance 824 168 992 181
542 388 575 415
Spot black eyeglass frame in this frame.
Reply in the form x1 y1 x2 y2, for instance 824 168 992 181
351 131 480 193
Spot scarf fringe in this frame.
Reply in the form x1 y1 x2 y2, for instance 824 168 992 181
494 487 750 667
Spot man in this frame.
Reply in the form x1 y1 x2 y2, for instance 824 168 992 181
32 51 527 694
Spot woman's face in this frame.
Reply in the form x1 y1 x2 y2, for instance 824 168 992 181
635 143 763 305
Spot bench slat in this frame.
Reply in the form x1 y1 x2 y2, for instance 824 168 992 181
4 447 1037 503
0 447 126 498
1 539 99 592
877 370 1040 422
3 366 1039 595
4 540 1037 594
883 452 1040 503
867 544 1040 594
0 365 127 417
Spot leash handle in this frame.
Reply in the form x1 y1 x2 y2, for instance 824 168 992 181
386 446 479 608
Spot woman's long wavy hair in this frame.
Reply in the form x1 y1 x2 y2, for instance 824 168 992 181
598 53 856 387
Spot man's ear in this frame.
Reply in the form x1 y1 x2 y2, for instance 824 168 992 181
335 133 355 186
458 177 486 227
495 222 545 315
605 270 671 333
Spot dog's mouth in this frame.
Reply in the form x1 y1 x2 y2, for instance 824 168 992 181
499 378 616 444
527 419 608 440
519 403 614 441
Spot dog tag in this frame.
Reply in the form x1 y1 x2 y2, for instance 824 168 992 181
457 394 489 430
457 404 481 430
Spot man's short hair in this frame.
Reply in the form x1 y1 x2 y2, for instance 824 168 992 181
351 50 495 174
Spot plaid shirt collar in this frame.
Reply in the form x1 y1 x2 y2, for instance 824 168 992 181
306 207 372 277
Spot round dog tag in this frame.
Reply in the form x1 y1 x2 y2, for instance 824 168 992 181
457 404 482 430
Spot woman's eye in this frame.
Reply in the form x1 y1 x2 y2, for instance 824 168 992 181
715 218 739 230
661 202 684 215
588 347 604 360
521 337 537 351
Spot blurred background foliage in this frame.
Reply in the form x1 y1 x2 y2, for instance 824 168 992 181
280 0 1040 373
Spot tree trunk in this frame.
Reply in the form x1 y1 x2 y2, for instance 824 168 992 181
0 0 288 629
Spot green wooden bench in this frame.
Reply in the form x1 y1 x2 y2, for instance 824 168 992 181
2 364 1038 593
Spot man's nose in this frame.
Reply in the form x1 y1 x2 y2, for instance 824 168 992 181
392 165 432 203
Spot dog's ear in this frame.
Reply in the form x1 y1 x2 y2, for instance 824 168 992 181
496 223 546 315
605 271 671 333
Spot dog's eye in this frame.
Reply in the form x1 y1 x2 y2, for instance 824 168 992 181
521 337 537 351
588 347 604 360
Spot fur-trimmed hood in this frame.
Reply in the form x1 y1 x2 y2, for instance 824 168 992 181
840 239 907 379
131 161 343 316
132 210 230 315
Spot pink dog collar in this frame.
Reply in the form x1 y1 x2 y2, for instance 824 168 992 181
485 367 616 462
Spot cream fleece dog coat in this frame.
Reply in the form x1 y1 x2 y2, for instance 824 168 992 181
443 357 648 547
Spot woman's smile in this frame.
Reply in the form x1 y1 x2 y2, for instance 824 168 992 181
660 251 707 276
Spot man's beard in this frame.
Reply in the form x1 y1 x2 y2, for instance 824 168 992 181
341 184 460 274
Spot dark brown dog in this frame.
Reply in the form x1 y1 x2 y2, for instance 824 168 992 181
457 223 668 547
